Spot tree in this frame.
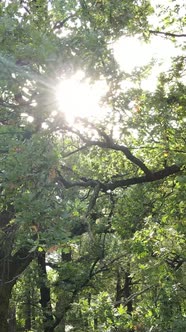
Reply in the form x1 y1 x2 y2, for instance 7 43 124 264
0 0 185 331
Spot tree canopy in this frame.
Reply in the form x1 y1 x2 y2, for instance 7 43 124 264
0 0 185 332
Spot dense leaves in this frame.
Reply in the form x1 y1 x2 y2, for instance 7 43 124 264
0 0 185 331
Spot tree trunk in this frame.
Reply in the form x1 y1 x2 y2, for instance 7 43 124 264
123 272 133 315
54 249 72 332
0 285 12 332
0 245 34 332
115 268 122 307
8 306 16 332
25 288 32 331
115 269 134 331
38 251 54 332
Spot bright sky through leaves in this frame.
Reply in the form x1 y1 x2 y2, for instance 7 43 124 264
114 36 180 73
55 0 185 122
56 34 184 122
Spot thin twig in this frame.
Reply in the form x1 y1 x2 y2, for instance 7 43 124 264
149 30 186 38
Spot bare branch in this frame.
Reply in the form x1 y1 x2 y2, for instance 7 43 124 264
149 30 186 38
115 285 154 306
63 145 88 157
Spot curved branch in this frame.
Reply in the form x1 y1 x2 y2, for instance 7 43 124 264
65 123 151 175
57 165 181 192
87 140 151 175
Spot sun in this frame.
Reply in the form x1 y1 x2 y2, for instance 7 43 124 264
55 71 108 123
55 33 181 124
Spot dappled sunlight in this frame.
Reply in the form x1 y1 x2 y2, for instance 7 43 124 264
1 1 185 331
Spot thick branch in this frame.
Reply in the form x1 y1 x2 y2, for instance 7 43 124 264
104 164 180 191
57 165 181 192
7 248 35 286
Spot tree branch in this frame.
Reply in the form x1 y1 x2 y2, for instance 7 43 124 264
115 285 153 306
87 140 151 175
63 145 88 157
65 122 151 175
53 14 77 30
86 183 101 216
149 30 186 38
8 248 35 286
57 165 181 192
104 164 180 191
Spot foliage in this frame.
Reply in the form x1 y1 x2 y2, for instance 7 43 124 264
0 0 185 332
